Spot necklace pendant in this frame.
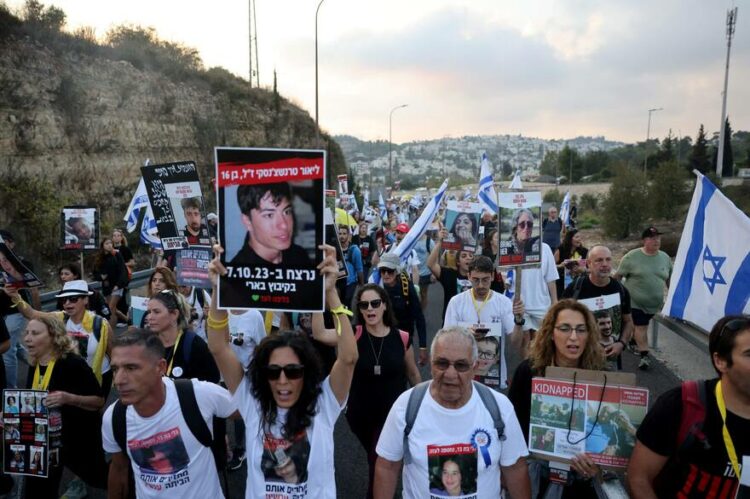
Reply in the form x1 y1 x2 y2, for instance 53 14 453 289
374 365 381 375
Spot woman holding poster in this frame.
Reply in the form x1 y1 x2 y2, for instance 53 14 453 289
206 244 358 499
508 300 606 497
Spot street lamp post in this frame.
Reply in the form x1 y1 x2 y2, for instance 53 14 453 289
644 107 663 174
315 0 325 146
389 104 408 186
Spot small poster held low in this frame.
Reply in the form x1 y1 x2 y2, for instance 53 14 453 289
216 147 325 312
442 201 482 253
498 191 542 267
60 206 98 251
3 389 49 478
0 235 42 289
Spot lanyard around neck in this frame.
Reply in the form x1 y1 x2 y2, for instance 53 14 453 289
33 360 56 390
715 380 741 480
470 289 491 323
166 331 184 377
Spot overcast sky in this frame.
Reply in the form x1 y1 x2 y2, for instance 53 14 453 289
11 0 749 143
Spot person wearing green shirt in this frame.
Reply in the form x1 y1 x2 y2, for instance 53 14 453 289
614 227 672 370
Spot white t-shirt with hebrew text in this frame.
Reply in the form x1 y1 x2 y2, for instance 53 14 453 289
233 375 345 499
102 377 236 498
376 382 528 499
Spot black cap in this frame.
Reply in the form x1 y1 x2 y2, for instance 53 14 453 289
0 230 13 242
641 226 662 239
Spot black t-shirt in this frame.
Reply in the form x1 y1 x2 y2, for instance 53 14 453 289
351 234 376 267
164 331 220 383
347 326 410 426
116 245 134 265
383 279 426 347
637 379 749 498
508 358 535 443
437 267 471 317
0 319 8 389
562 277 631 342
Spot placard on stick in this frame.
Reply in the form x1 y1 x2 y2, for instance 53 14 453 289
60 206 99 251
498 191 542 268
216 147 325 312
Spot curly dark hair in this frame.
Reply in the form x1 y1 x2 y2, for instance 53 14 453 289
354 284 397 327
248 331 324 440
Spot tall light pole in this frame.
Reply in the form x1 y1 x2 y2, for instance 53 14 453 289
248 0 259 87
716 7 738 177
644 107 663 173
315 0 325 146
388 104 408 186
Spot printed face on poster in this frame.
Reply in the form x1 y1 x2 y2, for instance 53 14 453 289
457 321 503 389
442 201 481 253
0 236 42 289
528 377 648 468
60 206 98 251
3 389 49 478
427 443 478 497
140 161 212 251
216 147 325 312
498 191 542 268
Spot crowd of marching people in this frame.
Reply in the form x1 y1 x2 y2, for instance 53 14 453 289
0 183 748 499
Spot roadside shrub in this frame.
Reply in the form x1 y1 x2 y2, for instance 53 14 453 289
543 188 562 205
648 160 691 221
602 164 649 239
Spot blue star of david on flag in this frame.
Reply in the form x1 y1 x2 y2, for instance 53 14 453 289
702 246 727 294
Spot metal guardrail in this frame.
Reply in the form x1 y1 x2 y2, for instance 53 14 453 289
651 314 708 351
39 268 154 312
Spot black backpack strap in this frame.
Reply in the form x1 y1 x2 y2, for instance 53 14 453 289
92 314 103 342
571 276 585 300
112 400 128 454
181 330 197 366
173 379 213 447
403 381 431 464
473 382 506 442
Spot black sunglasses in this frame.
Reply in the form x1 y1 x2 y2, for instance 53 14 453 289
432 358 472 373
357 299 383 310
264 364 305 380
380 268 396 275
62 296 83 304
719 318 750 339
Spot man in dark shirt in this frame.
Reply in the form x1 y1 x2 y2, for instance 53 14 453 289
542 206 563 252
562 245 633 368
427 227 475 318
628 316 750 498
180 197 212 247
351 221 376 280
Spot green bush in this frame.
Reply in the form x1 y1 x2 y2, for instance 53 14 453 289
543 188 562 205
602 164 649 239
647 160 691 220
579 192 598 212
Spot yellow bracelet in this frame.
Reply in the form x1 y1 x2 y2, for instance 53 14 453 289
207 312 228 323
12 299 27 310
206 317 229 329
329 305 352 336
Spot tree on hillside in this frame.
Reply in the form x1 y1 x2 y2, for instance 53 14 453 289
539 150 559 178
656 130 675 165
559 145 584 182
501 160 513 179
711 117 735 177
689 124 711 174
648 160 691 221
582 150 610 178
22 0 65 31
602 164 649 239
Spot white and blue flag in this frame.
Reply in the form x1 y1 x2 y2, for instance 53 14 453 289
662 173 750 331
364 190 370 211
509 170 523 190
559 191 571 227
123 177 161 249
379 191 387 221
371 179 449 284
478 153 499 214
462 186 472 201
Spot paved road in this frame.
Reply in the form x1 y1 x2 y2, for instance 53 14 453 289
37 282 690 498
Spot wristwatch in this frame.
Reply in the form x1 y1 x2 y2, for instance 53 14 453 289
514 317 526 326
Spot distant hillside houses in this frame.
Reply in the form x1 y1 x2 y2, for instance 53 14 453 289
337 134 624 185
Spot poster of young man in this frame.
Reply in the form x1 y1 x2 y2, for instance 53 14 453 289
442 201 482 253
337 174 348 195
140 161 212 251
60 206 98 251
498 191 542 267
216 147 325 312
3 389 49 477
0 236 42 289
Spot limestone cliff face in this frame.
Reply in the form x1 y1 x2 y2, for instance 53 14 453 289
0 35 341 204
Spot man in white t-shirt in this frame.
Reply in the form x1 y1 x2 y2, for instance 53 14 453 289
443 256 525 388
374 327 530 499
103 329 236 498
517 242 559 357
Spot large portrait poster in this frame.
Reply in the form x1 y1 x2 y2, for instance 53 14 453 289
427 443 478 498
3 389 49 478
457 322 504 389
442 201 482 253
0 236 42 289
216 147 325 312
140 161 212 251
528 377 648 468
498 191 542 268
60 206 98 251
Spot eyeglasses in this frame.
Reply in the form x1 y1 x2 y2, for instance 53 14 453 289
62 296 83 304
264 363 305 380
555 324 589 335
432 358 473 372
719 318 750 339
380 268 396 275
478 350 496 360
470 277 492 286
518 221 534 230
357 299 383 310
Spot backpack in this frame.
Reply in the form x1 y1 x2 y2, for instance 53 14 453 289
354 325 409 351
111 379 214 499
402 381 505 464
676 380 710 452
399 272 411 306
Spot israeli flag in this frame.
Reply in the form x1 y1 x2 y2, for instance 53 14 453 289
123 177 150 233
559 191 571 227
379 191 387 221
509 170 523 190
364 189 370 211
477 153 499 213
371 179 449 284
662 173 750 332
140 207 162 249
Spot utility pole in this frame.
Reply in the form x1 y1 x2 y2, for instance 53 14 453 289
388 104 408 186
248 0 259 87
716 7 738 178
644 107 663 174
